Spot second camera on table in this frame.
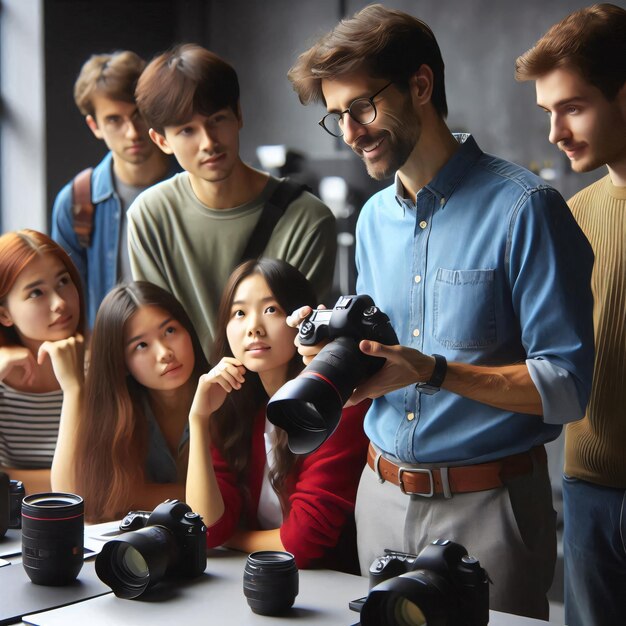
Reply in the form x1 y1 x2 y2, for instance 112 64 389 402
95 499 207 599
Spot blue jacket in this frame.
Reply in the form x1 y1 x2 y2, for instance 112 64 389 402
51 152 176 327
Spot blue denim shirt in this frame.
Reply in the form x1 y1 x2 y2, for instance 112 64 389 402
51 152 178 328
355 135 594 464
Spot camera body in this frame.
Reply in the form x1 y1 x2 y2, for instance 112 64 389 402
0 472 25 535
96 499 207 599
119 510 152 532
119 500 207 578
267 295 398 454
8 479 25 529
361 539 489 626
298 294 398 347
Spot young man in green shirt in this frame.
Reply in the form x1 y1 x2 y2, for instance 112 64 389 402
129 44 336 355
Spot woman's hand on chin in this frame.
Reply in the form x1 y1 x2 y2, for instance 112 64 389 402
190 357 246 420
37 334 85 392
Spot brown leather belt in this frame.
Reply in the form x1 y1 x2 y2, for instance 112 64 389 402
367 442 546 498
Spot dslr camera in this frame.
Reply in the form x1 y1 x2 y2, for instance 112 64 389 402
0 471 25 535
267 294 398 454
95 499 207 599
353 539 489 626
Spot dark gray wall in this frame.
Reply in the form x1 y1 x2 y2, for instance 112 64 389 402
45 0 617 218
207 0 612 200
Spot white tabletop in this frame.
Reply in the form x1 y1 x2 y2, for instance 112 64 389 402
21 548 560 626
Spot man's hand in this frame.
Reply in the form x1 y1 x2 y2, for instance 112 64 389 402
348 340 435 405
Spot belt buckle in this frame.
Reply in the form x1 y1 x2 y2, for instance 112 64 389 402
398 467 435 497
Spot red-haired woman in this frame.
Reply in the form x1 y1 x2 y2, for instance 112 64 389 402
0 229 85 493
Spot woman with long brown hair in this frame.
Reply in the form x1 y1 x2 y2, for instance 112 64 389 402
0 229 85 493
186 259 369 572
52 281 208 522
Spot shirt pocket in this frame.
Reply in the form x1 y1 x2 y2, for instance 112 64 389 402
433 268 496 349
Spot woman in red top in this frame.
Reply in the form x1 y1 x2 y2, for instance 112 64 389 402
186 259 369 572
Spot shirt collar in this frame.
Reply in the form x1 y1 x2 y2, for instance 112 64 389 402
394 133 483 210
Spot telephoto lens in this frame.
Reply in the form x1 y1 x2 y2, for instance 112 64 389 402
21 492 84 585
267 294 398 454
243 551 299 615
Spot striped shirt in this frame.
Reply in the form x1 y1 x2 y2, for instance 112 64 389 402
0 381 63 469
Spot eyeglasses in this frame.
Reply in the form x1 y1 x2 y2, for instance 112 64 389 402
102 110 147 135
319 82 393 138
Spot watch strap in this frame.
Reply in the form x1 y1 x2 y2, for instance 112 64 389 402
415 354 447 395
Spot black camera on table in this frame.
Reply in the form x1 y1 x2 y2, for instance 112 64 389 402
267 294 398 454
354 539 489 626
95 499 207 599
0 471 25 536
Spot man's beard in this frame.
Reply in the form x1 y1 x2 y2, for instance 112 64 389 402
357 107 421 181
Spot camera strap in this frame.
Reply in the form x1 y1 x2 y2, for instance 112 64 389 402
239 178 309 263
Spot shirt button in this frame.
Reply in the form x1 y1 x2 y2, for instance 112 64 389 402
419 220 428 229
407 412 415 421
412 329 420 337
440 197 446 206
414 275 421 283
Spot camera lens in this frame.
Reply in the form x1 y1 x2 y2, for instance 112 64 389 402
393 597 427 626
243 551 299 615
21 492 84 586
267 337 373 454
114 544 149 579
96 525 178 599
360 571 451 626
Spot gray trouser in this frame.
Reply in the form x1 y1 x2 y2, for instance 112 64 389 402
355 455 556 621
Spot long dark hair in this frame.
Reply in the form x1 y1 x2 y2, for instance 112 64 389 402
75 281 208 522
210 259 317 508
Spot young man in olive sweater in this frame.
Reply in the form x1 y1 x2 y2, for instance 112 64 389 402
129 45 336 356
516 5 626 625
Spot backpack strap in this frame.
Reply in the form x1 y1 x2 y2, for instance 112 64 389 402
239 178 309 263
71 167 94 249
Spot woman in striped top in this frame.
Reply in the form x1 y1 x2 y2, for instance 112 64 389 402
0 230 85 493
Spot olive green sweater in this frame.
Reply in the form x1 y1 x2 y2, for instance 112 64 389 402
128 173 336 358
565 174 626 487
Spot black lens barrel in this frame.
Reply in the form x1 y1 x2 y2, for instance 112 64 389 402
21 492 84 586
96 525 178 599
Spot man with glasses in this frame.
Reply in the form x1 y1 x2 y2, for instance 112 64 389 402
128 45 336 356
51 51 176 328
288 5 594 619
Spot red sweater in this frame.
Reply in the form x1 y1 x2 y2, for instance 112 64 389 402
206 401 370 570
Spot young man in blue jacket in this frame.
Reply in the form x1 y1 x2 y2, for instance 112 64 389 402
51 51 175 327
